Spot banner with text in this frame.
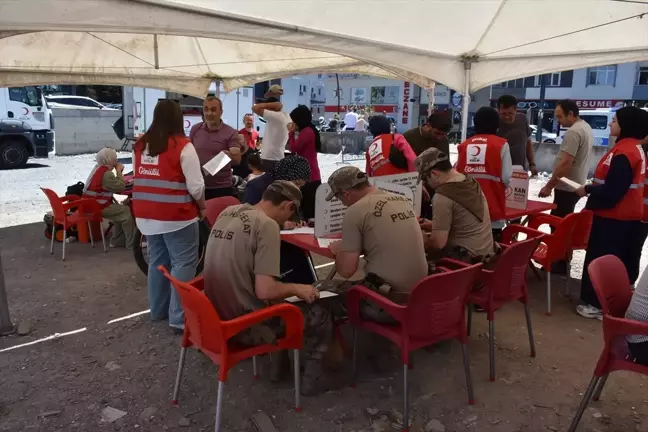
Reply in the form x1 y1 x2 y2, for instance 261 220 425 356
314 183 348 237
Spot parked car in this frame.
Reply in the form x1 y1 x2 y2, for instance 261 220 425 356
45 96 118 110
529 125 557 143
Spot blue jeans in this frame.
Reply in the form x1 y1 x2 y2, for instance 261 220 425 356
146 222 199 328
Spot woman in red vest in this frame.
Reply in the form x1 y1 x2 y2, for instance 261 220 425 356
627 112 648 285
132 100 206 334
365 114 417 177
574 107 647 320
83 147 135 248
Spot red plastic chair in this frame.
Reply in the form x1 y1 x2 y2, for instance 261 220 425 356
462 225 544 382
204 196 240 228
526 212 581 315
568 255 647 432
159 266 305 432
346 263 483 432
41 187 106 260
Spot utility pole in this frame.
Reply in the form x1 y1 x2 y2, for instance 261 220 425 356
335 73 341 115
0 246 15 336
536 74 547 143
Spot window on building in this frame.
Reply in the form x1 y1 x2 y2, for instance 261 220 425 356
581 115 609 130
587 65 617 86
638 67 648 86
534 73 561 86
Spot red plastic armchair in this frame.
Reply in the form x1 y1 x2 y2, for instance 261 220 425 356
463 226 544 382
346 263 483 432
41 187 106 260
159 266 305 432
525 212 581 314
204 196 240 228
568 255 647 432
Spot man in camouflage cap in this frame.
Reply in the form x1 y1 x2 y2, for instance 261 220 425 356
324 165 371 204
415 148 498 265
203 179 339 396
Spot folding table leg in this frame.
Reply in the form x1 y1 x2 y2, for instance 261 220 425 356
568 376 600 432
100 223 107 253
214 381 224 432
50 224 55 255
252 356 258 380
461 343 475 405
466 305 473 337
88 221 95 247
293 349 301 412
172 347 187 405
306 253 318 281
524 302 536 358
592 373 609 401
62 228 67 261
351 328 358 387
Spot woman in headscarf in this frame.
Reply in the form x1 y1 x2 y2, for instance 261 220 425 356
243 154 311 206
288 105 322 220
82 148 135 248
627 109 648 285
574 106 647 320
365 114 417 177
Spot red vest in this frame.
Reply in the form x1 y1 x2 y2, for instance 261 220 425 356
456 134 507 221
83 165 113 209
366 134 409 177
132 136 199 222
239 128 258 150
592 138 645 221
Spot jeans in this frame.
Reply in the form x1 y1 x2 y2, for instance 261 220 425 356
146 222 199 328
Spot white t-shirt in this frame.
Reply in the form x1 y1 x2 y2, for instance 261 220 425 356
355 118 367 131
260 110 290 161
344 112 358 129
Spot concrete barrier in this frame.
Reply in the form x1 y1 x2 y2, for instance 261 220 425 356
52 108 122 155
320 131 372 154
533 141 607 177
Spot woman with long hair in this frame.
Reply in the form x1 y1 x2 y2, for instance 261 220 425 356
132 100 206 334
288 105 322 220
575 106 647 320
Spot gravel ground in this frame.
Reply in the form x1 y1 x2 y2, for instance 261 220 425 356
1 150 648 431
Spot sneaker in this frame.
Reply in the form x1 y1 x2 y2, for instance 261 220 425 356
576 304 602 320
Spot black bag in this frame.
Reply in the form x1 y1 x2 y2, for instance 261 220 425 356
66 181 85 197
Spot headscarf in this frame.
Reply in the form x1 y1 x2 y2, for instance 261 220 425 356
290 105 322 152
616 106 647 141
84 148 117 192
368 115 392 138
269 154 311 183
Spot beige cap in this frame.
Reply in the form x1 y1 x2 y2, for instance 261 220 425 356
265 84 284 97
324 166 369 201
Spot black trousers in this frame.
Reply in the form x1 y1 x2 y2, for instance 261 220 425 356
551 189 582 219
629 341 648 365
580 215 638 308
205 187 235 200
300 180 321 221
628 222 648 284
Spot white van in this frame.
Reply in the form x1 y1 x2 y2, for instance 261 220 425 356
557 109 615 147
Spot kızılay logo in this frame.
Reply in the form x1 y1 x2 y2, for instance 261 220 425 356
21 107 30 115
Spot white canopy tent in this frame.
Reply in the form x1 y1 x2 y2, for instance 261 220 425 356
1 0 648 132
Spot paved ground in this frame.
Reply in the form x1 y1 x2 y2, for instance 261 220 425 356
0 152 647 432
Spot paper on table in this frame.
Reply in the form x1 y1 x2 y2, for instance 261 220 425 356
285 290 338 303
316 237 337 248
279 227 315 235
558 177 583 191
202 151 231 176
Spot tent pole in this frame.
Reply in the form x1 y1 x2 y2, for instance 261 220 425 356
460 60 472 142
0 246 15 336
426 83 435 118
215 80 221 98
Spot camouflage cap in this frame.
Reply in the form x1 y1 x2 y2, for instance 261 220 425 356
415 147 450 182
266 180 302 209
324 166 369 201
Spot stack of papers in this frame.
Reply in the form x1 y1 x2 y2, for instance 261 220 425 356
558 177 583 191
285 291 338 303
316 237 337 248
279 227 315 235
202 152 231 176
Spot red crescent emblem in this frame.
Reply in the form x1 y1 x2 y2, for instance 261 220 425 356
22 107 29 115
184 120 190 128
471 146 481 157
